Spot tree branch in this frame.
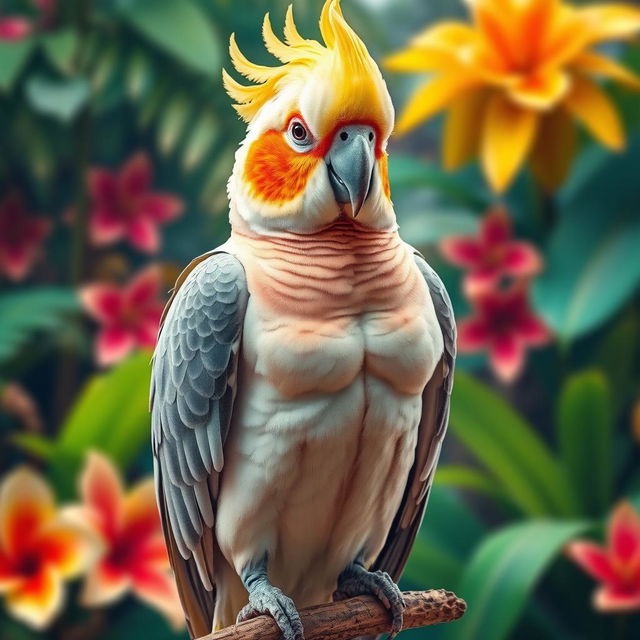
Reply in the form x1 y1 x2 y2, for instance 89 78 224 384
199 590 466 640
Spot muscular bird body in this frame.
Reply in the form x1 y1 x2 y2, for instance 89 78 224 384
151 3 455 638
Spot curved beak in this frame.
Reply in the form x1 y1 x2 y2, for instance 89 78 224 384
327 124 376 217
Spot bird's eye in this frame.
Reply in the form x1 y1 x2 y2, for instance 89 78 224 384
288 119 312 147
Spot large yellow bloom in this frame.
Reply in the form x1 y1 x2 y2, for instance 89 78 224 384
386 0 640 192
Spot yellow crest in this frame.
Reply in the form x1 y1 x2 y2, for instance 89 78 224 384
223 0 393 135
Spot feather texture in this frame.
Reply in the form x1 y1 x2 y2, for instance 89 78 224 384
152 251 248 638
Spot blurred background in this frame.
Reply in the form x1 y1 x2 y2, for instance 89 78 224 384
1 0 640 638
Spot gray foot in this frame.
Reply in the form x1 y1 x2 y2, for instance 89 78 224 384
334 562 405 638
237 576 304 640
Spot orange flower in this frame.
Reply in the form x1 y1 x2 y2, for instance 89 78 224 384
70 452 183 628
386 0 640 192
0 468 99 630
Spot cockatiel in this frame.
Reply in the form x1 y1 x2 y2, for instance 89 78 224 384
151 1 456 639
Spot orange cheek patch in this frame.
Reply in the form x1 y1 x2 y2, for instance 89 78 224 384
245 131 321 205
379 153 391 199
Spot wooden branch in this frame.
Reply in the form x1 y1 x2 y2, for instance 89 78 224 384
199 590 466 640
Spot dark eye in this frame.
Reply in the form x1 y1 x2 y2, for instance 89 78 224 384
289 120 310 144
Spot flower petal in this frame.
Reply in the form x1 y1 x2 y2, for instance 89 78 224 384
138 193 184 223
5 565 64 630
439 236 483 268
39 519 102 580
80 284 123 324
566 541 619 583
608 502 640 568
134 308 162 349
396 74 478 135
0 17 32 41
131 566 184 629
530 108 577 192
503 242 542 277
507 69 571 111
125 266 162 309
572 51 640 90
481 93 538 193
594 584 640 612
80 451 124 541
490 333 525 383
563 76 625 150
0 550 21 593
458 317 491 351
81 561 130 607
122 478 162 550
579 4 640 44
481 207 511 247
96 326 136 367
127 217 161 253
443 89 488 170
463 269 501 297
0 468 55 559
89 207 126 246
120 153 152 200
87 169 118 208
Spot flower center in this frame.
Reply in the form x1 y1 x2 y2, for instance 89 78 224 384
18 552 42 578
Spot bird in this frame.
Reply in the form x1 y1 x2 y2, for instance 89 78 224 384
150 1 456 639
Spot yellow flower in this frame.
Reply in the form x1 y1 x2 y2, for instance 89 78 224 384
386 0 640 192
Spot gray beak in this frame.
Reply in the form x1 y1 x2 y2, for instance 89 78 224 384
327 124 376 217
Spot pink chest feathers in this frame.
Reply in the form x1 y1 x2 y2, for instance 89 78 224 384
232 218 423 318
230 219 440 398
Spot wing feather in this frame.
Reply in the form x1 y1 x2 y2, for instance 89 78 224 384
151 251 248 638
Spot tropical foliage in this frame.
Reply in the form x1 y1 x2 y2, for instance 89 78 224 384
1 0 639 639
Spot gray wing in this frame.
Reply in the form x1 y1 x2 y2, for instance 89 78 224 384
151 251 248 638
372 251 456 582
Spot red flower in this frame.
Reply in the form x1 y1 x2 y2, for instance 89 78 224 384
440 207 541 295
88 153 184 253
0 0 56 40
69 452 183 628
0 192 50 282
0 17 32 40
0 468 99 630
458 284 550 383
80 266 164 367
567 502 640 612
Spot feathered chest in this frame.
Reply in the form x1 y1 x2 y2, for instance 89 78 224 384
230 220 442 398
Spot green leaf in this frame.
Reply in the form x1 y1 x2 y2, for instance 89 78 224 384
50 351 152 496
11 433 56 459
535 137 640 342
450 372 576 517
0 288 80 366
41 29 79 74
25 75 91 122
125 49 154 99
158 94 192 155
182 111 218 171
443 520 588 640
0 39 35 91
119 0 221 77
388 155 488 210
435 464 506 501
403 486 485 589
557 370 613 517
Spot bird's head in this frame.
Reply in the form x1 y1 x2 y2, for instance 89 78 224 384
224 0 395 234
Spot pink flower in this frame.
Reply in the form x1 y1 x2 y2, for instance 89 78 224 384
458 284 551 383
567 502 640 612
88 153 184 254
0 192 51 282
0 17 32 40
80 266 164 367
68 452 183 628
440 207 541 295
0 0 56 40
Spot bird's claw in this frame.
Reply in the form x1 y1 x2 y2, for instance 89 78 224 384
237 584 304 640
334 565 405 639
